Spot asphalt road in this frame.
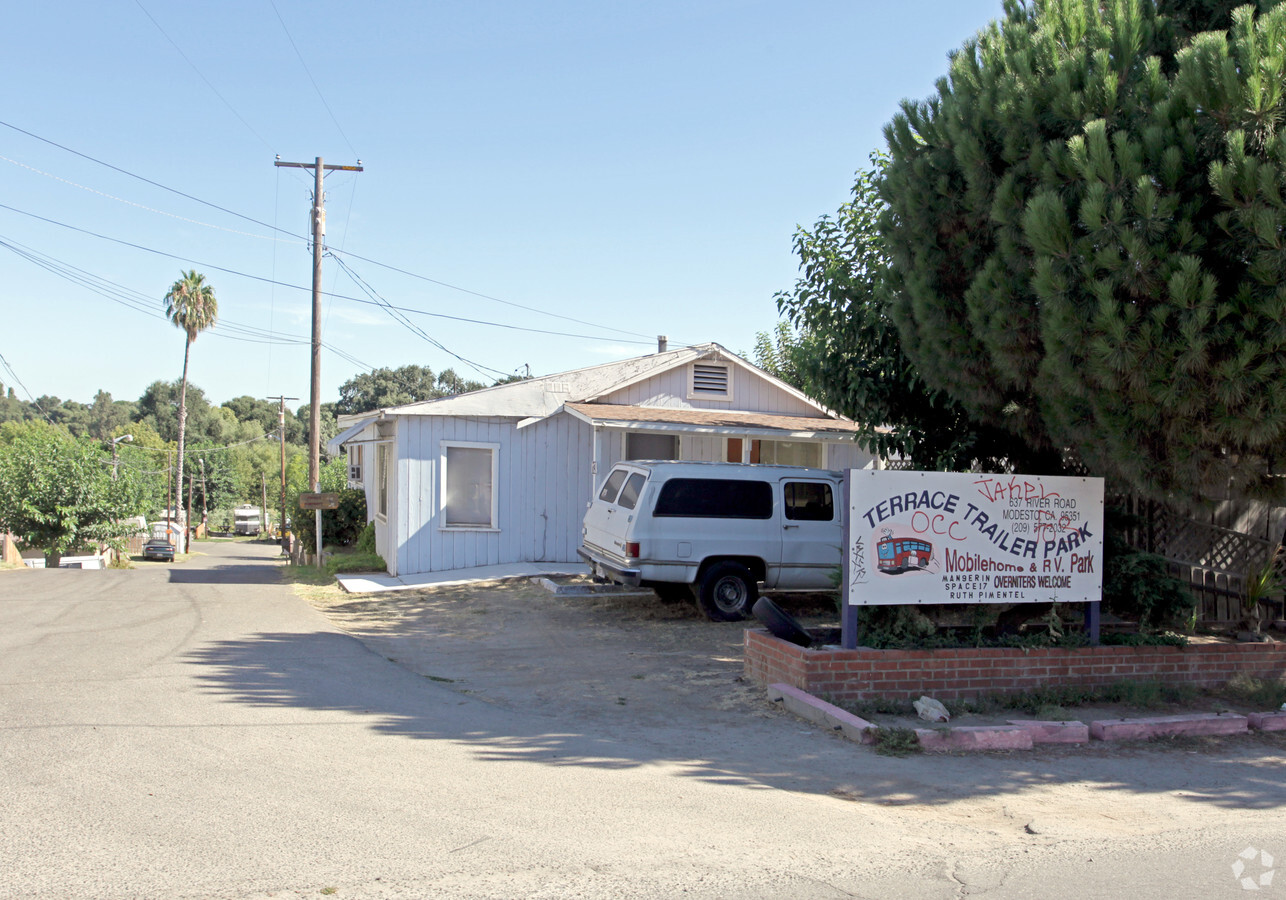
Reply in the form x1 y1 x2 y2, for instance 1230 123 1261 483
2 540 1285 899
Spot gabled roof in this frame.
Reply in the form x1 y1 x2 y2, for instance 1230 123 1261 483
375 343 836 420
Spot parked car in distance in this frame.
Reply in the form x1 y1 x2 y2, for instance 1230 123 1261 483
578 461 844 621
142 537 176 562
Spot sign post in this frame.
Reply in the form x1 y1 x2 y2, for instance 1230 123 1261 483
298 492 340 566
843 470 1104 649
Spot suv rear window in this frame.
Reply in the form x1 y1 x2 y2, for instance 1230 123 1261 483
598 469 628 502
617 473 646 510
653 478 772 519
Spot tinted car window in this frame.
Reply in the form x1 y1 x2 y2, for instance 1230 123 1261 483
598 469 628 502
653 478 772 519
617 473 646 510
784 482 834 521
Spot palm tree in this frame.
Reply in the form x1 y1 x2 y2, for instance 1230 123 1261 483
164 270 218 553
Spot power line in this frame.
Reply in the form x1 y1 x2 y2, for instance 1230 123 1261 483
267 0 359 158
0 233 499 410
329 254 508 382
326 246 659 341
132 1 283 159
0 154 300 244
0 121 664 342
0 202 659 346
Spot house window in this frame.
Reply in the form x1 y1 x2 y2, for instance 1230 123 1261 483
726 437 744 462
689 362 732 401
348 444 363 484
441 441 499 529
377 444 389 517
625 432 678 461
750 439 823 468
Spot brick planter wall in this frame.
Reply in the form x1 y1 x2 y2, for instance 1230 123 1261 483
744 629 1286 702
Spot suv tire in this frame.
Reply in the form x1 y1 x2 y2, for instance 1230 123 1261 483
696 561 758 621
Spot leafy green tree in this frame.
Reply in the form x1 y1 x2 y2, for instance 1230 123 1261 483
222 396 304 445
164 270 218 550
86 390 135 441
335 364 485 415
0 385 28 424
875 0 1286 504
0 422 147 566
749 322 810 390
776 155 1046 470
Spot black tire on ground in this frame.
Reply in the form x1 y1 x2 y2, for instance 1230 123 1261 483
696 561 758 622
752 597 812 648
652 583 694 604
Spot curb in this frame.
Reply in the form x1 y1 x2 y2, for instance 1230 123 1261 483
916 725 1032 752
1007 719 1091 744
1089 712 1248 741
766 684 1281 753
767 684 876 744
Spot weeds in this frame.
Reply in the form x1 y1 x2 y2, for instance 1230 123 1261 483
870 726 921 757
1221 674 1286 709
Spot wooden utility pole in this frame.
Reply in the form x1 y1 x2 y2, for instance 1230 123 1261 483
265 395 298 554
187 472 196 544
272 156 362 491
274 156 362 567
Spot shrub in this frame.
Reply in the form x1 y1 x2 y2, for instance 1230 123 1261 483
355 522 376 554
294 488 367 549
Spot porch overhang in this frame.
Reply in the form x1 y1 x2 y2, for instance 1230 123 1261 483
560 402 861 440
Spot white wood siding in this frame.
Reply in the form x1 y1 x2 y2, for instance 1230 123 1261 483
600 364 820 415
392 414 593 575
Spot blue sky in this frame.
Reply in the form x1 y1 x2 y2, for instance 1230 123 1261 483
1 0 1004 408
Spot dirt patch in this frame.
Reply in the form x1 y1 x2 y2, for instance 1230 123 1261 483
305 578 837 729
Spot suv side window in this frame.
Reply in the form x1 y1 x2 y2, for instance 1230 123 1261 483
598 469 628 503
617 473 646 510
784 482 834 521
653 478 772 519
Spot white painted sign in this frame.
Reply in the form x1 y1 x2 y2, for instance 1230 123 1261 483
846 470 1104 606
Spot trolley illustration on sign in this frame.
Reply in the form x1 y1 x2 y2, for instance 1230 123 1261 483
875 529 933 575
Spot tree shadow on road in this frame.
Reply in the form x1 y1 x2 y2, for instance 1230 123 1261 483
182 628 1286 815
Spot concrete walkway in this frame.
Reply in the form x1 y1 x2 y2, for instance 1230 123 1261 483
336 561 590 593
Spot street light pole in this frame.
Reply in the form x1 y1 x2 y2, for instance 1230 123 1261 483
109 434 133 481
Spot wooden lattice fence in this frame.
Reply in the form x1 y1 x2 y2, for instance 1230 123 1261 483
1120 497 1286 624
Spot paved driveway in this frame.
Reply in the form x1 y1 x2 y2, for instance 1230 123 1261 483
2 541 1285 899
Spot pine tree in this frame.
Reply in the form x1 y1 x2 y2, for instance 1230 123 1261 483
879 0 1286 504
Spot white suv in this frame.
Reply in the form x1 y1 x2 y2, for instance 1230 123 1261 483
578 461 844 620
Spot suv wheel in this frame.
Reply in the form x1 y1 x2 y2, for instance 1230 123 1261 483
696 561 758 621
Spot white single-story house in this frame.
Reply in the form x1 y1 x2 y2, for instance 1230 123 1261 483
328 342 881 577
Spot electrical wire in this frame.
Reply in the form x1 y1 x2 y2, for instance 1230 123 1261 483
0 121 671 342
266 0 359 158
132 1 283 160
329 254 509 382
0 154 300 244
0 202 659 347
0 234 506 407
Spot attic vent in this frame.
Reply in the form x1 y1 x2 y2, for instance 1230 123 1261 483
691 363 730 397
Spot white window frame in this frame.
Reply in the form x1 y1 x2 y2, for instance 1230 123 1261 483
687 362 733 402
439 440 500 531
